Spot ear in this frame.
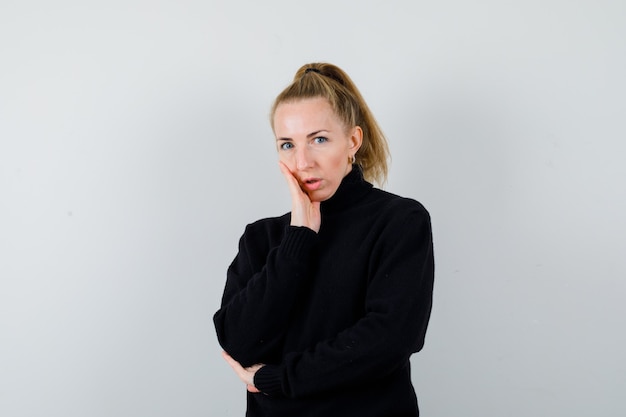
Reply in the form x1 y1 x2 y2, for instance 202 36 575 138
348 126 363 154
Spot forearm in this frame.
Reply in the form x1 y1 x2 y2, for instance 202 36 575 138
254 291 432 398
214 226 318 365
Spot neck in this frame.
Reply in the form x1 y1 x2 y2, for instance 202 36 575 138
320 165 372 214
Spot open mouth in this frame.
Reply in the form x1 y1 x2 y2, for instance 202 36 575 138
302 178 322 191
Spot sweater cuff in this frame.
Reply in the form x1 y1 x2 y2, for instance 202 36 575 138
254 365 284 397
279 226 318 260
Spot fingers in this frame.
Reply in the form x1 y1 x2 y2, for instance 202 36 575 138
278 162 321 232
278 161 306 199
222 351 264 392
222 351 239 370
222 351 247 382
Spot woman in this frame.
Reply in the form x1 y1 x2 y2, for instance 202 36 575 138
213 62 434 416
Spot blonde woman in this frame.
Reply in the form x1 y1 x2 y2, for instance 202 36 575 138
214 63 434 416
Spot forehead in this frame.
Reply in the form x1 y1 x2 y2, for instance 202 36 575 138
273 98 343 136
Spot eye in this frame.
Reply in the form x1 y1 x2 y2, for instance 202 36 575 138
279 142 294 151
313 136 328 144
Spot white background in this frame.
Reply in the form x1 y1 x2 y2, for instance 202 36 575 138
1 1 625 416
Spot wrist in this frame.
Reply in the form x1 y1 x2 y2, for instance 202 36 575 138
254 365 284 397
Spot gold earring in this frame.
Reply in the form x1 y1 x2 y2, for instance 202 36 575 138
349 154 356 165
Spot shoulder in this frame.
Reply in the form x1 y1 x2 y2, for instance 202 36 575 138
241 213 290 247
368 188 431 222
243 212 290 239
363 190 433 251
230 213 291 261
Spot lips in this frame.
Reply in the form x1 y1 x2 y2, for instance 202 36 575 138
301 177 322 191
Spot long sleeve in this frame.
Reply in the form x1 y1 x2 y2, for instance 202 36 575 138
213 222 319 367
254 200 434 398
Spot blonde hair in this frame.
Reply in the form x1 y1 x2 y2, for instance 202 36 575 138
270 62 390 186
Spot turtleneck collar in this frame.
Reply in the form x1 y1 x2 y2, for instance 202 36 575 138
319 165 373 214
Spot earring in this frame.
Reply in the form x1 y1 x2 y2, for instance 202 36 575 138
349 154 356 165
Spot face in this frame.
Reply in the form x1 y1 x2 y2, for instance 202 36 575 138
273 97 362 202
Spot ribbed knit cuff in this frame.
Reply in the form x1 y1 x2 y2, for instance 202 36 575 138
254 365 284 397
279 226 318 260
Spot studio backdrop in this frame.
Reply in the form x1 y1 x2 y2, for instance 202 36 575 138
1 1 624 416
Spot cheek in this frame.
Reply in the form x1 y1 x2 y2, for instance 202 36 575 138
277 152 296 169
330 152 347 171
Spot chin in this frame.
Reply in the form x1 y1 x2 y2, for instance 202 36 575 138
307 191 326 202
310 189 337 203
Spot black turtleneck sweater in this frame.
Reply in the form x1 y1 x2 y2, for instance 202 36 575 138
213 167 434 416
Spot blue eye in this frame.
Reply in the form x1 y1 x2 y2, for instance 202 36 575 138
280 142 294 150
313 136 328 144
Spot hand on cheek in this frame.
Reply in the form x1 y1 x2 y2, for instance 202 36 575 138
278 161 321 233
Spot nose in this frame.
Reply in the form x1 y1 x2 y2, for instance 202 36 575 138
295 147 312 170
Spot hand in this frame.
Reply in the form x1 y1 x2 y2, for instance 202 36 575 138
222 351 264 393
278 162 321 233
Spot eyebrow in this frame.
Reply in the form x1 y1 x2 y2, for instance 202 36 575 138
276 130 329 141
